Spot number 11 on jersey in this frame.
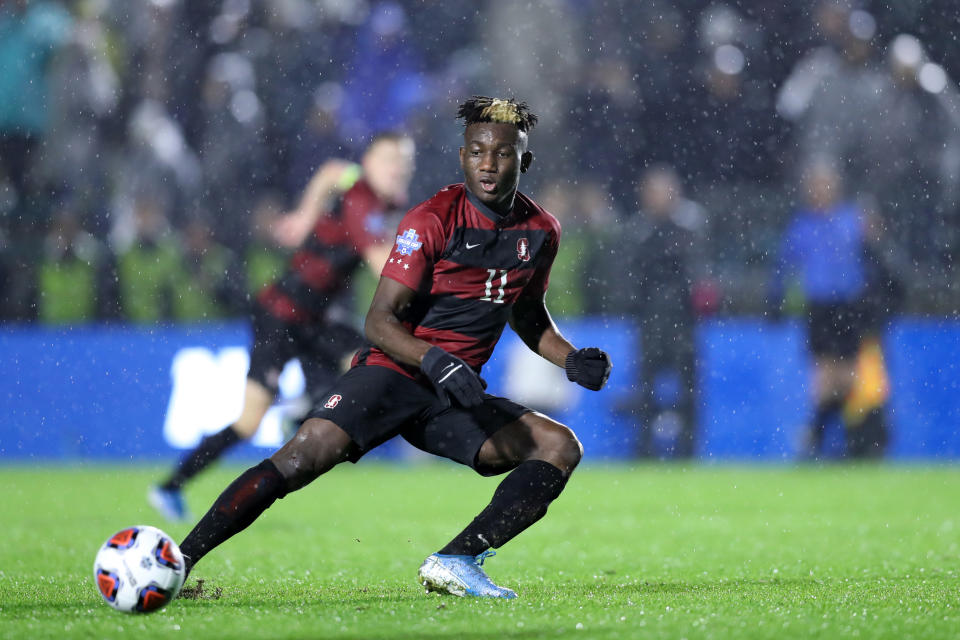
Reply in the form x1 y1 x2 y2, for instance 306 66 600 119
482 269 508 303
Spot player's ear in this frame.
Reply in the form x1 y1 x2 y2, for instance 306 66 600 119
459 145 466 168
520 151 533 173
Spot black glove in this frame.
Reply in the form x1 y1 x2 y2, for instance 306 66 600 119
565 347 612 391
420 346 485 408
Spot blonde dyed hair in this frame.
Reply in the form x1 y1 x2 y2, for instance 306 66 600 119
457 96 538 132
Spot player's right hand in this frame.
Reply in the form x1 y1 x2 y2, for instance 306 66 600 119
565 347 612 391
420 346 485 408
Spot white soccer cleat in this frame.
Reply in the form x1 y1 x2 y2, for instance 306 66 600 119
417 551 517 599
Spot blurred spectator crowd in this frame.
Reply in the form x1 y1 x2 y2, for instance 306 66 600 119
1 0 958 324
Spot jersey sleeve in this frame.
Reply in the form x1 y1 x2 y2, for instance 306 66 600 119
380 206 446 291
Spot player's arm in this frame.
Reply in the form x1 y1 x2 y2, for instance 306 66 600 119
364 277 485 407
272 159 360 247
509 294 574 368
364 277 432 367
510 294 612 391
361 243 393 279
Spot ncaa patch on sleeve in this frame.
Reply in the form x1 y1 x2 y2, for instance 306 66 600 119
395 228 423 256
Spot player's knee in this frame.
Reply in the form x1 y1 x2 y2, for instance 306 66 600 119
271 418 352 490
534 422 582 473
294 418 353 467
557 426 584 471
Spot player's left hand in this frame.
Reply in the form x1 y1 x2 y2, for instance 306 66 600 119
420 346 486 408
564 347 612 391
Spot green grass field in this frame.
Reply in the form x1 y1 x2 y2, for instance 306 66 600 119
2 463 958 639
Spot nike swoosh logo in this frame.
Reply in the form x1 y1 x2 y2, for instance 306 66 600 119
438 363 462 383
465 242 481 249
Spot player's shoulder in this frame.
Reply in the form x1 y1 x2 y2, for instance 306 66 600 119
340 177 381 213
404 183 466 224
343 177 372 199
391 184 465 250
415 183 465 214
517 191 562 237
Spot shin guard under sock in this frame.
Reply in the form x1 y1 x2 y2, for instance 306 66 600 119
162 426 242 491
439 460 568 557
179 459 287 571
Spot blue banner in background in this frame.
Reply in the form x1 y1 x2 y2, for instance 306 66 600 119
885 319 960 458
1 318 958 461
697 320 809 460
2 323 253 459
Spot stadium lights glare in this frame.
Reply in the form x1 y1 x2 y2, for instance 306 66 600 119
918 62 948 94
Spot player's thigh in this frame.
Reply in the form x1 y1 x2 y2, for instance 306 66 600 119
813 356 837 398
814 356 853 400
308 365 436 458
831 359 858 396
401 395 528 475
475 411 583 476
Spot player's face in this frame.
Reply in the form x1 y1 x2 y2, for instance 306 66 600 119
363 138 416 204
460 123 533 214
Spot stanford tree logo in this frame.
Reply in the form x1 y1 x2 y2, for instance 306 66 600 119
517 238 530 262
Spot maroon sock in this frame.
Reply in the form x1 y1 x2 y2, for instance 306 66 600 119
179 459 287 573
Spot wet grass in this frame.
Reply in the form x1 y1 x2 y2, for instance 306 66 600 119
1 463 958 639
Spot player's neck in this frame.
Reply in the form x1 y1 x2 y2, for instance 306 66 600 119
465 186 516 221
364 178 399 208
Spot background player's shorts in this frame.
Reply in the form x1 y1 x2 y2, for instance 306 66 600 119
307 364 531 473
807 301 867 359
247 303 363 402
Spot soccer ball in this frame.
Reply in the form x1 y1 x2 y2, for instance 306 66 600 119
93 525 186 613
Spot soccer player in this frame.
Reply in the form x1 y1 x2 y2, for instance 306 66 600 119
149 132 416 521
174 97 612 599
770 157 873 457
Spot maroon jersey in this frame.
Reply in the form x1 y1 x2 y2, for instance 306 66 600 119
358 183 560 378
258 178 400 323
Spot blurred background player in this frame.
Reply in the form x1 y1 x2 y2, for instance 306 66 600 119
616 165 709 458
149 132 415 521
172 97 612 599
770 156 877 458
